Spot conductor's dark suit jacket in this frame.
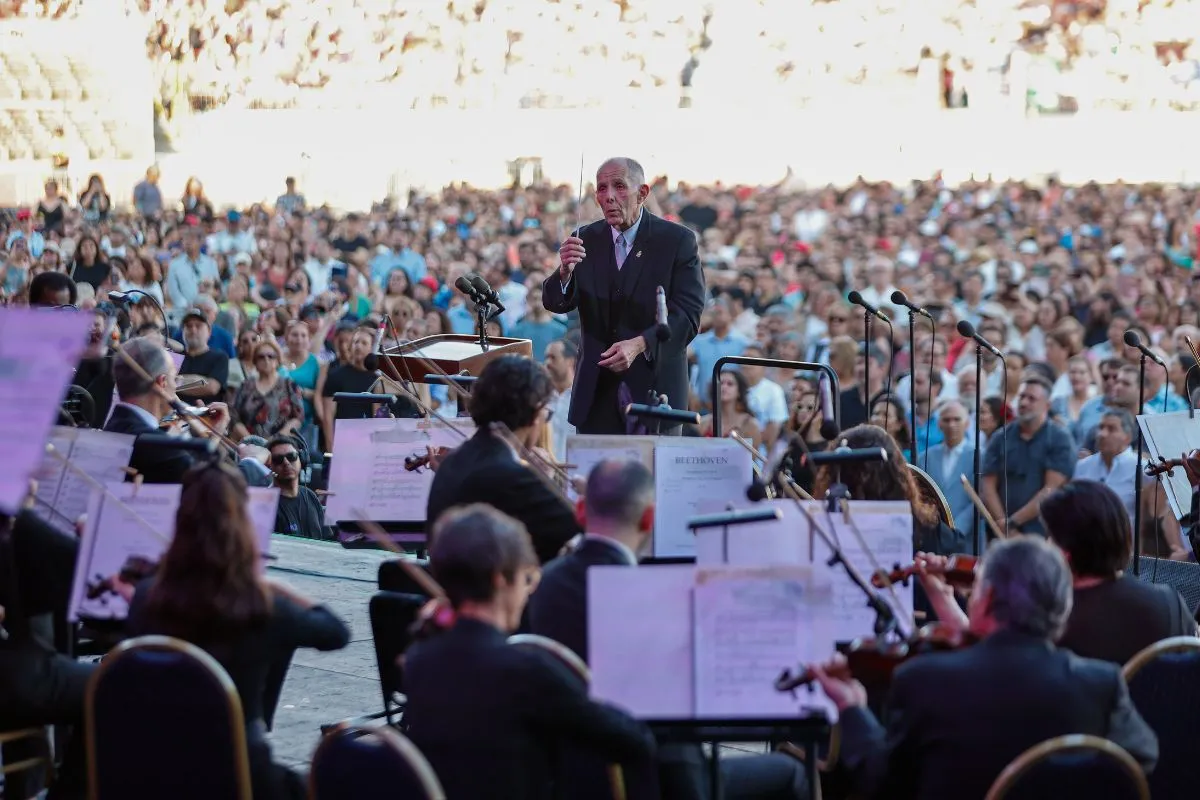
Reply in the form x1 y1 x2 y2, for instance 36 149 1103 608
426 429 580 564
839 629 1159 800
403 618 656 800
104 402 194 484
542 212 705 431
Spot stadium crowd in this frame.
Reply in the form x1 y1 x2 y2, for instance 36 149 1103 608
3 167 1200 556
120 0 1200 111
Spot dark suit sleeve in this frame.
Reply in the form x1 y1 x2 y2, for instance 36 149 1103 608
1104 672 1159 772
12 510 79 617
837 665 925 800
542 265 579 314
517 650 656 763
478 464 581 563
640 225 704 352
270 593 351 652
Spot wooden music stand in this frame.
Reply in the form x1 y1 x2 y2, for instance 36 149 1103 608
376 334 532 385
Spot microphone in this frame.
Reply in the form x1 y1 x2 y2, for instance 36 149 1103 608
362 316 388 371
134 434 219 456
799 447 889 468
108 290 135 304
454 275 483 302
890 290 934 320
655 285 670 342
1123 330 1166 366
469 274 501 306
817 375 840 441
687 507 783 530
847 290 889 324
956 320 1005 359
624 403 701 426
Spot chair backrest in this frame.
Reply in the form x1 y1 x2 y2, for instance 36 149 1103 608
378 558 434 595
1123 636 1200 800
368 591 427 722
984 734 1150 800
1130 558 1200 613
86 635 253 800
310 725 446 800
506 634 657 800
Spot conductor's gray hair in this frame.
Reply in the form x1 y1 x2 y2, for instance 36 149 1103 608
599 157 646 187
978 536 1073 641
113 337 171 400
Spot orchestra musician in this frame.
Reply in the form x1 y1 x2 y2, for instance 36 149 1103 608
402 504 657 800
809 536 1158 800
543 157 705 435
426 355 580 563
529 459 810 800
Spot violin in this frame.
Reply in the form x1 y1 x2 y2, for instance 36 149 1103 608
775 623 979 693
409 597 456 640
85 555 159 601
1144 450 1200 479
870 554 979 590
403 446 452 473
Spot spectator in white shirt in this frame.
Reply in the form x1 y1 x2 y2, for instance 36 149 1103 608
543 337 578 462
207 211 258 256
740 344 789 453
858 255 901 317
1074 409 1138 524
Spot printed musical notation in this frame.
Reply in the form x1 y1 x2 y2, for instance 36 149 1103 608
33 427 134 534
326 417 475 522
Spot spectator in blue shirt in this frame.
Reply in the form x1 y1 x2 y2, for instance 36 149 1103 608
690 297 750 405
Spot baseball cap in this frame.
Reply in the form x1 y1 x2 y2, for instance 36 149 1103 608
182 307 209 325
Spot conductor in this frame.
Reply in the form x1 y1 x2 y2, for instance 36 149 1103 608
543 157 705 434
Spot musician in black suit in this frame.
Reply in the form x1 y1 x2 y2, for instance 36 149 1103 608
543 157 705 434
403 504 656 800
103 337 225 483
426 355 580 563
810 536 1158 800
529 460 809 800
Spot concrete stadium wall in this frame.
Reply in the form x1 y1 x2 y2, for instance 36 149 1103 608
2 107 1198 208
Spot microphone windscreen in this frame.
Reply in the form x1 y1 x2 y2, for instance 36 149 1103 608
1123 329 1143 347
956 319 976 338
819 420 841 442
453 275 475 294
847 290 864 305
890 290 908 305
363 353 379 371
469 274 492 295
746 480 770 502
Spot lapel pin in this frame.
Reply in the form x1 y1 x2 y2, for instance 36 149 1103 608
636 250 642 258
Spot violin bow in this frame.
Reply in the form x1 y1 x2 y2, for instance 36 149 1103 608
958 474 1006 541
350 509 447 601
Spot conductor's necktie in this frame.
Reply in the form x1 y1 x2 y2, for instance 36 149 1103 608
615 233 628 270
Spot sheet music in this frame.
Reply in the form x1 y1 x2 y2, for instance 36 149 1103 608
1138 411 1200 519
589 565 696 718
69 482 181 621
69 482 280 621
653 439 754 557
0 307 92 513
564 435 656 500
804 501 915 632
325 417 474 522
692 567 836 719
32 427 134 534
694 500 809 566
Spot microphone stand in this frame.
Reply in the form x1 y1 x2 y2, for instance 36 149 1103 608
861 308 873 422
1133 351 1148 575
474 299 491 352
904 310 919 467
972 342 984 556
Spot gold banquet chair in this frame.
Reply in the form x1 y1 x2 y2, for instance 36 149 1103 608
1122 636 1200 800
907 463 955 529
507 634 657 800
309 724 445 800
85 635 253 800
0 726 53 796
984 734 1149 800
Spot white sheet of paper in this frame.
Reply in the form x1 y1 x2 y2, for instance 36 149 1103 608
588 565 696 719
1138 411 1200 519
325 417 474 522
564 435 657 501
692 567 836 720
69 482 181 621
803 501 915 634
694 500 810 566
33 427 134 534
0 308 92 513
653 439 753 557
69 482 280 621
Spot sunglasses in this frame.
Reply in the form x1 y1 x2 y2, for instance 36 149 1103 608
829 316 848 323
255 351 278 361
271 452 299 465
